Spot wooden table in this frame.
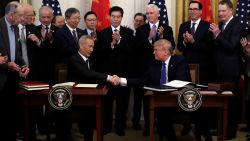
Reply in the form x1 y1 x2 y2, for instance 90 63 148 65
145 90 233 141
18 85 108 141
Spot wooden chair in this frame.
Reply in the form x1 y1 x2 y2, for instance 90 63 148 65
188 64 199 84
54 64 68 83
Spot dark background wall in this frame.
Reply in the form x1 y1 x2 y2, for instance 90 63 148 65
0 0 18 17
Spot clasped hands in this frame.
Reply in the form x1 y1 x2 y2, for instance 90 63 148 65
7 62 30 78
183 31 195 44
111 31 121 46
0 53 8 65
241 37 250 53
108 75 121 86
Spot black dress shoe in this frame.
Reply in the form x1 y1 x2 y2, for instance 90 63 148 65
181 124 192 136
142 130 149 136
133 124 142 130
115 130 125 136
226 134 236 140
240 127 250 132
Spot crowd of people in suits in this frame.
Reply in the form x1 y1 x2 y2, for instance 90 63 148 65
0 0 250 141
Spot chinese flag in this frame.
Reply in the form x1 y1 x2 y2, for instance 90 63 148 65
199 0 214 23
91 0 110 30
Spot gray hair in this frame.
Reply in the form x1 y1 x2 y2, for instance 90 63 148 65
78 35 94 46
5 1 19 15
154 39 174 55
147 4 159 13
39 6 53 16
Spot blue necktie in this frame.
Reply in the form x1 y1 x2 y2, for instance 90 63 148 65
160 62 167 85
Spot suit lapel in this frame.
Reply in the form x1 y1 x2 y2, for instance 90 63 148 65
0 18 11 59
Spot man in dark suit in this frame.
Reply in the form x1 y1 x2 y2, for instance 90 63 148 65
177 0 215 85
98 6 134 136
68 35 118 141
177 2 215 140
133 4 175 135
82 11 101 67
0 2 29 140
18 3 38 81
119 39 190 141
209 0 243 139
54 7 85 64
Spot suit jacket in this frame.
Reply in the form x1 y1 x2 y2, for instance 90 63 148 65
134 21 175 76
0 17 25 90
214 17 243 80
177 19 215 84
21 24 38 80
98 26 134 77
67 53 107 84
54 25 84 63
127 55 191 86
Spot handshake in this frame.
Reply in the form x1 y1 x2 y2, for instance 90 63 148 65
108 75 122 86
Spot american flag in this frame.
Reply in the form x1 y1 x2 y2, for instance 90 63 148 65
42 0 62 16
235 0 250 29
149 0 169 25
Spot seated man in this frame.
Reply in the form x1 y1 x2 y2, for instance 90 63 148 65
67 35 117 141
119 39 191 141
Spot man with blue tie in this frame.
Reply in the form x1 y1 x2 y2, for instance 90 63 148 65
133 4 175 135
0 1 30 140
209 0 243 139
118 39 190 141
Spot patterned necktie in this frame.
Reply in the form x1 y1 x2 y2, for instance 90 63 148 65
160 62 167 85
191 23 196 35
21 26 29 66
153 24 157 41
72 29 78 44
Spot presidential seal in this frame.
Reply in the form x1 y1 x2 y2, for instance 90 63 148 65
48 86 73 110
178 88 202 112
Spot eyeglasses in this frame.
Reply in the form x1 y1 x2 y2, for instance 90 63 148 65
188 8 200 11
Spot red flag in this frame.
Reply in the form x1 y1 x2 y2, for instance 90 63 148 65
91 0 110 30
199 0 214 23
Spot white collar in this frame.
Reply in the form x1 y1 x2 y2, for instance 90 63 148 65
111 25 121 32
78 51 88 62
149 21 159 29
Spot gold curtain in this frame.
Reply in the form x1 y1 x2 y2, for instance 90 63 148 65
19 0 31 3
176 0 238 37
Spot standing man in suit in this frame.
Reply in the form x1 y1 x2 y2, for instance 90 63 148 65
52 15 65 28
68 35 118 141
36 6 58 84
82 11 100 66
131 12 146 131
18 3 38 80
54 7 84 64
177 0 215 85
0 2 29 140
177 2 215 140
119 39 190 141
209 0 243 139
134 4 175 135
99 6 134 136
